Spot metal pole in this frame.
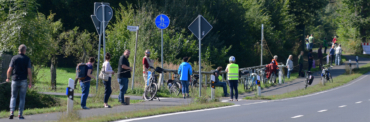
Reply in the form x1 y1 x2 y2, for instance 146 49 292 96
160 29 164 87
198 15 202 97
102 3 106 57
261 24 263 66
131 28 138 90
96 25 102 93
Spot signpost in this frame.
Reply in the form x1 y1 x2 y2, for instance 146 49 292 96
155 14 170 87
91 2 113 92
127 26 139 90
261 24 264 66
188 15 213 97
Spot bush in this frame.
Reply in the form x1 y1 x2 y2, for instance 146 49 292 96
0 83 60 111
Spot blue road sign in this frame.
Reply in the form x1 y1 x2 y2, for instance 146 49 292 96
155 14 170 29
96 5 113 22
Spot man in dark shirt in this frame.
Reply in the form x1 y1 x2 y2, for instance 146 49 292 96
318 44 323 69
6 44 32 120
79 57 96 109
307 49 313 71
298 51 304 77
118 49 132 104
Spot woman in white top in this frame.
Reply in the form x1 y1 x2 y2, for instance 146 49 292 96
286 55 294 79
103 53 115 108
335 44 343 65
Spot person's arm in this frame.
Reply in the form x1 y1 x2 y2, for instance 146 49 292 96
178 65 182 75
105 62 114 74
87 69 95 80
6 67 12 82
225 65 229 72
121 59 132 70
189 65 192 76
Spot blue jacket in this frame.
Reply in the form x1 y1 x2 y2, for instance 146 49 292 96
178 62 192 81
329 48 335 55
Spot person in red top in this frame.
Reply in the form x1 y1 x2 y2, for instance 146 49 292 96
332 36 337 47
142 49 153 88
271 55 278 69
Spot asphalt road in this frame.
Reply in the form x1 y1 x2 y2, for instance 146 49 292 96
118 72 370 122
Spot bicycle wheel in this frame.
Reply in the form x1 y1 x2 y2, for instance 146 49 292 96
169 82 181 96
329 73 333 83
144 83 158 100
304 80 308 89
243 78 248 91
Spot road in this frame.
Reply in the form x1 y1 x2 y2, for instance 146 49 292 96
117 73 370 122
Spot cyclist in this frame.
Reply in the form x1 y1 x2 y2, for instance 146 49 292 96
143 49 154 89
213 66 229 97
178 57 192 99
225 56 239 101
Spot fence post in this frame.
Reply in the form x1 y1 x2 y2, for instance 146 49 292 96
205 74 207 90
356 56 359 68
327 55 329 65
349 60 352 74
279 66 282 84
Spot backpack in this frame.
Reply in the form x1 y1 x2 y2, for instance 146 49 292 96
76 63 88 81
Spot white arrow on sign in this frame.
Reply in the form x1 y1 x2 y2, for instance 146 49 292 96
127 26 139 32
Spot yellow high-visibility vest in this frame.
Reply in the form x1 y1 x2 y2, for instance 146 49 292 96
227 63 239 80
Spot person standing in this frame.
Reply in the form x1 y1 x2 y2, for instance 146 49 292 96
213 66 228 97
142 49 153 88
332 36 337 47
335 44 343 65
102 53 114 108
318 44 323 69
6 44 32 120
118 50 132 105
298 51 304 77
306 35 310 50
329 45 335 65
225 56 239 101
307 49 313 71
286 55 293 79
178 57 192 99
323 38 328 54
309 34 314 50
79 57 96 109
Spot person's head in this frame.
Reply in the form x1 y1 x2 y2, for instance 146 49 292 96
18 44 27 54
217 66 222 71
288 55 293 60
273 55 278 60
300 51 304 55
332 45 335 48
334 36 336 38
105 53 111 61
123 49 130 58
183 57 189 62
311 34 313 36
88 57 95 64
339 44 341 47
229 56 236 63
309 49 312 53
145 49 150 57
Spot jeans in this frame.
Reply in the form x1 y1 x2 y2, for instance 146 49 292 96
299 63 303 77
103 77 112 103
310 43 313 50
80 81 90 107
118 77 128 103
331 55 335 65
10 80 28 116
336 54 341 65
229 80 238 99
214 82 228 96
308 60 312 71
306 44 310 50
287 69 292 79
180 80 189 94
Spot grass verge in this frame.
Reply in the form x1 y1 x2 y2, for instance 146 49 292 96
59 102 233 122
245 60 370 100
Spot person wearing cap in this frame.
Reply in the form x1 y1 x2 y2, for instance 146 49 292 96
143 49 154 89
225 56 239 101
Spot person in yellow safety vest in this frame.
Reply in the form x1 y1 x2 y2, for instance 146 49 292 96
213 66 229 97
225 56 239 101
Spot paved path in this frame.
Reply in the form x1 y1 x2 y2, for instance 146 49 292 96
117 72 370 122
220 55 370 100
1 55 368 122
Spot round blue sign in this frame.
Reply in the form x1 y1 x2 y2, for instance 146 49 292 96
155 14 170 29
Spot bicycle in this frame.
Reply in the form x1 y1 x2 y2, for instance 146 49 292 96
167 72 181 96
190 74 200 88
304 71 314 89
143 66 164 101
321 66 333 85
240 70 250 91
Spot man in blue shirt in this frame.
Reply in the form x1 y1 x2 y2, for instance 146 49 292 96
329 45 335 65
80 57 96 109
178 57 192 99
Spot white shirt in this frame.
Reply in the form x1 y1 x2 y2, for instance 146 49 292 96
286 59 293 70
103 61 114 77
335 47 342 55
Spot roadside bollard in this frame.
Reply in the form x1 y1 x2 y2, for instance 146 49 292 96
67 78 74 114
210 75 215 100
279 69 282 84
327 55 330 65
356 56 359 68
349 60 352 74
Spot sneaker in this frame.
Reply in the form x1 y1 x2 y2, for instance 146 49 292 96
18 115 24 120
9 115 14 119
121 102 127 105
104 105 111 108
183 96 185 99
81 106 90 109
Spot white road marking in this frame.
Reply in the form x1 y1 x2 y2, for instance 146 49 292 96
221 100 228 102
356 101 362 104
339 105 347 108
291 115 304 118
243 101 271 105
318 109 327 112
115 104 241 122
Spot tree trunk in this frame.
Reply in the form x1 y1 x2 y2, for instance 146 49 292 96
51 56 57 91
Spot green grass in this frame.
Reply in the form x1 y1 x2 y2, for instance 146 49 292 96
0 95 142 118
245 61 370 100
59 102 234 122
